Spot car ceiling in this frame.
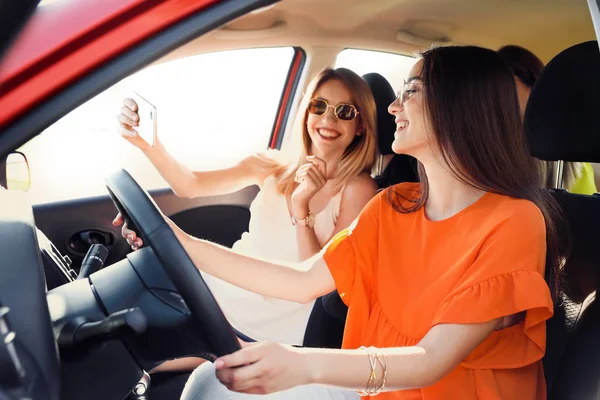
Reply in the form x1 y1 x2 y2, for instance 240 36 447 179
164 0 595 63
0 0 594 151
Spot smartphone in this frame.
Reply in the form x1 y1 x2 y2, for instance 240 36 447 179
131 91 157 147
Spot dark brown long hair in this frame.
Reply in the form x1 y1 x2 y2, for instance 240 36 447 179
389 45 564 299
497 45 544 87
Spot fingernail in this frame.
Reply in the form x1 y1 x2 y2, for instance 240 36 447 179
215 359 224 369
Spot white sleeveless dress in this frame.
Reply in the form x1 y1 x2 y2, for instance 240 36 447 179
185 176 360 400
200 175 343 346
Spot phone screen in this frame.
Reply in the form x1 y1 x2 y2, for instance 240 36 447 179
132 92 157 147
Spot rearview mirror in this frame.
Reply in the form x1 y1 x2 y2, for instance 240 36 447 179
1 151 31 192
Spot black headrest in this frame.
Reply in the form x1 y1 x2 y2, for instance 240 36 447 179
362 73 397 155
525 41 600 162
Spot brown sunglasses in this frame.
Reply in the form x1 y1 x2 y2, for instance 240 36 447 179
307 98 360 121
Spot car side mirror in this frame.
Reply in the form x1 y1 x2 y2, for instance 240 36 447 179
0 151 31 192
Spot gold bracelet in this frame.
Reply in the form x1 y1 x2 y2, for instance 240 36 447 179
372 351 388 395
357 346 377 396
359 346 389 396
356 347 389 396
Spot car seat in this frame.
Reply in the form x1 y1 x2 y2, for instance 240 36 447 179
524 40 600 399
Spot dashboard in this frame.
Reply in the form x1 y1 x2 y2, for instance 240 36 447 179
36 228 78 290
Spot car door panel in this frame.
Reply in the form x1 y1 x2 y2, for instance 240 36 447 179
32 186 258 270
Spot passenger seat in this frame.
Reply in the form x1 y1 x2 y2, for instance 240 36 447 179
524 40 600 399
363 72 419 188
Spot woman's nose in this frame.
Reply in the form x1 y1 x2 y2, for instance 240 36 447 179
388 96 403 115
322 106 337 122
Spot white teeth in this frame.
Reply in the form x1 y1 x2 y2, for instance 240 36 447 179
398 121 409 128
318 129 340 138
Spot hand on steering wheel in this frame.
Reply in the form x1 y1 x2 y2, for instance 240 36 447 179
106 170 241 358
112 213 143 250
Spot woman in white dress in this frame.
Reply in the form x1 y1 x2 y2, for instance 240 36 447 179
114 67 379 370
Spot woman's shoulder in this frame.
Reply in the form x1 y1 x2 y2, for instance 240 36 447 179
341 172 378 195
487 192 544 218
331 173 379 218
482 193 546 235
340 177 406 217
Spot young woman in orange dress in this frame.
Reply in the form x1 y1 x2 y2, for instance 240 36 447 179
175 45 562 399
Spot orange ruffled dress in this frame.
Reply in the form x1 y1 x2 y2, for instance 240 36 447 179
323 183 554 399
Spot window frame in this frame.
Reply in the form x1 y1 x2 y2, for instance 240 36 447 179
21 45 304 204
268 47 306 149
0 0 280 159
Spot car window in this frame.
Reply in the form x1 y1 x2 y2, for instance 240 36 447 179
335 48 416 92
19 47 295 204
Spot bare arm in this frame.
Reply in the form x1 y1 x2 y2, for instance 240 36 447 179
306 320 499 391
216 319 500 394
295 173 377 260
118 98 279 198
293 225 322 261
294 173 377 260
169 219 335 303
329 173 378 240
143 144 279 198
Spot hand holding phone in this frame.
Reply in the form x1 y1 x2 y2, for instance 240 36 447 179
130 92 157 147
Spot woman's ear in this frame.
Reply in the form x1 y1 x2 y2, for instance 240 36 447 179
356 126 364 136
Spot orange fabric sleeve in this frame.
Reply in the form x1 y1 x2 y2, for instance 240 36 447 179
323 191 382 306
432 202 554 369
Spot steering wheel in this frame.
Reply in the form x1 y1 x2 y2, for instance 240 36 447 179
105 169 241 358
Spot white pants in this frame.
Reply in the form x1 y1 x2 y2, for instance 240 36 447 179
181 362 360 400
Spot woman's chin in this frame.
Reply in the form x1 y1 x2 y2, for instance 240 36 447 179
391 139 409 155
311 141 345 158
391 138 426 159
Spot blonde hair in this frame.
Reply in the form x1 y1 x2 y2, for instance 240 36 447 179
540 160 583 190
275 68 377 195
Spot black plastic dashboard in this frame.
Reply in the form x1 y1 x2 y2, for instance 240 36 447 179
0 190 60 400
1 191 194 400
37 228 77 290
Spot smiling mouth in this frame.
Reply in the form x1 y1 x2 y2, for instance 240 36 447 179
396 120 409 129
317 128 341 140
